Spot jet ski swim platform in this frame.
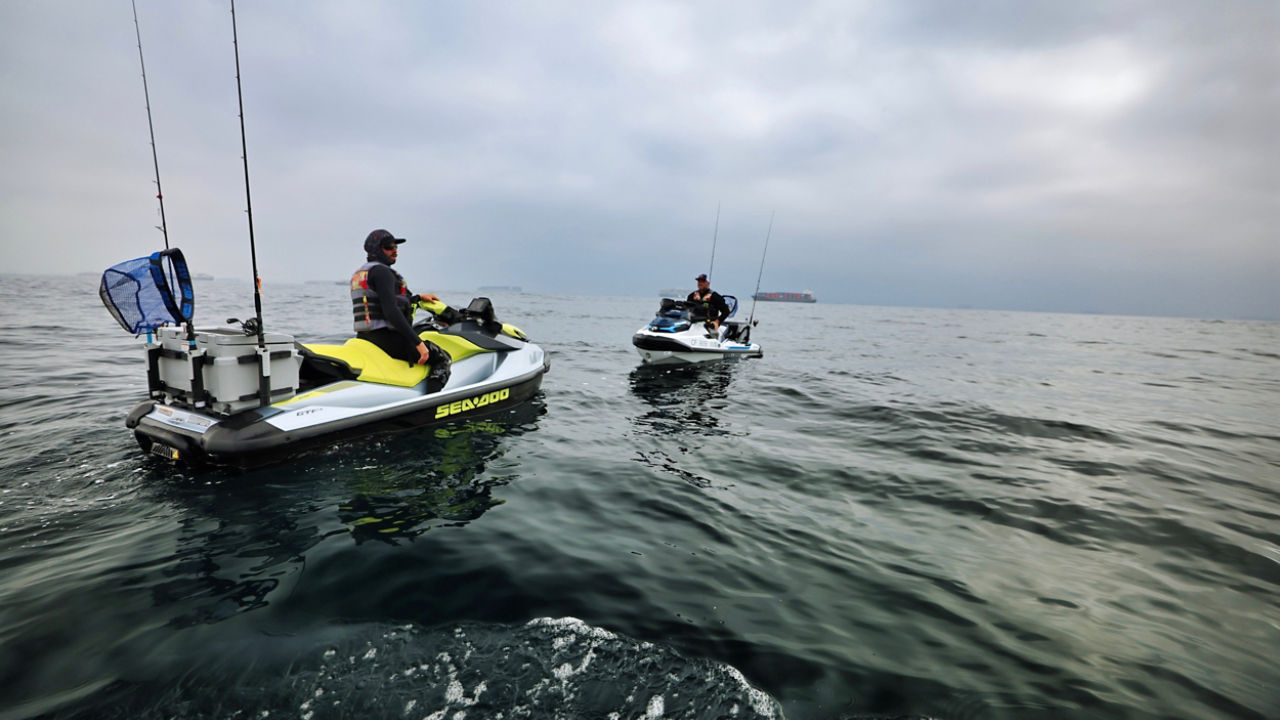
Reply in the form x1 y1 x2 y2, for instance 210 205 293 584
632 296 762 365
123 294 548 469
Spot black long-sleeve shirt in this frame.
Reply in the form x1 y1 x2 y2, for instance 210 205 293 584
366 262 419 347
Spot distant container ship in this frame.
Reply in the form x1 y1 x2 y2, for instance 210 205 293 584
477 285 522 292
753 290 816 303
658 288 687 297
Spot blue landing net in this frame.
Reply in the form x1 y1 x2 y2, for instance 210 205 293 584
99 248 194 334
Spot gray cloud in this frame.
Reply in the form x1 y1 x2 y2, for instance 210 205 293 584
1 0 1275 319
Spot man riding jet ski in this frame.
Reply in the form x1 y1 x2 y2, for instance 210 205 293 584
101 243 549 469
632 273 762 365
686 273 730 331
354 229 444 367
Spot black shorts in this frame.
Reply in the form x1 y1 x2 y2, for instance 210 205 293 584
357 328 419 364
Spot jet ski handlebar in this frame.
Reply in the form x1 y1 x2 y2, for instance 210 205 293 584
416 298 450 315
413 296 529 340
414 297 499 324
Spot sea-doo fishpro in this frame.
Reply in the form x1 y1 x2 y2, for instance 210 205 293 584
631 296 762 365
101 249 549 468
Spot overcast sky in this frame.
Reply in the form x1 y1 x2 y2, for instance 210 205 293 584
1 1 1276 318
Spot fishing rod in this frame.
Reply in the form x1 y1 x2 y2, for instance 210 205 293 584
707 202 720 281
132 0 188 345
746 211 774 327
229 0 265 347
131 0 168 249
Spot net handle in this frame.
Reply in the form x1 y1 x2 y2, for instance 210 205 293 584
148 247 195 324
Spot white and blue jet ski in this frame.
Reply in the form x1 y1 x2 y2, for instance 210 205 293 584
631 295 762 365
100 249 549 469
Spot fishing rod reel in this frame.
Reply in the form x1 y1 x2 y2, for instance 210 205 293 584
226 317 260 336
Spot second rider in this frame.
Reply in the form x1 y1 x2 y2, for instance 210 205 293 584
351 228 440 365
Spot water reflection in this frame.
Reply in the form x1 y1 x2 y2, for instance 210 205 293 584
337 416 535 544
628 364 742 489
628 363 736 437
141 399 546 625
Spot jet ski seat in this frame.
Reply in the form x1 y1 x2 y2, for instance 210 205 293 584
300 331 489 388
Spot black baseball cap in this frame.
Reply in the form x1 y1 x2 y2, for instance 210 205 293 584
364 229 406 253
695 273 708 282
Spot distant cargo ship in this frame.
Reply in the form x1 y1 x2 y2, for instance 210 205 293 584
658 288 687 297
478 285 521 292
753 290 816 303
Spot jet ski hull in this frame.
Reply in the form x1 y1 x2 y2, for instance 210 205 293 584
631 329 762 365
130 344 549 469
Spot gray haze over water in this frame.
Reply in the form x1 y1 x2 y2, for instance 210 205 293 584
1 1 1276 319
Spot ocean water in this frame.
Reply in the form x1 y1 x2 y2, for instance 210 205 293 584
0 274 1277 720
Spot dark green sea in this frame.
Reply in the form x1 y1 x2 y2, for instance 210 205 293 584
1 275 1277 719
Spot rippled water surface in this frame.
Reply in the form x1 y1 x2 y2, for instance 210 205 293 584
1 275 1277 719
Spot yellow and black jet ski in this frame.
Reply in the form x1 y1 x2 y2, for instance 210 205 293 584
103 254 548 469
